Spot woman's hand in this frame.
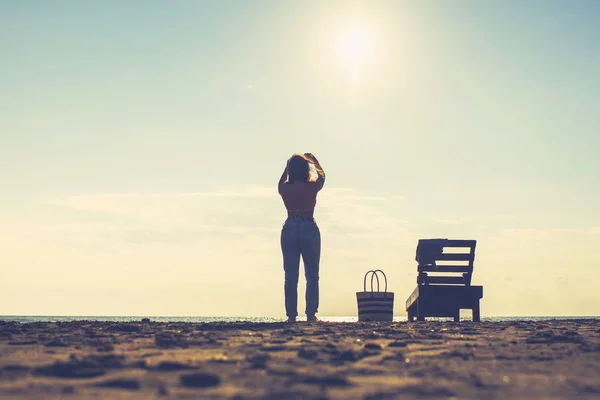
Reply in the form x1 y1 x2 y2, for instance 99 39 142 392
304 153 321 166
303 153 325 181
303 153 316 162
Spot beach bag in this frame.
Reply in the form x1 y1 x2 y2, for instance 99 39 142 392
356 270 395 322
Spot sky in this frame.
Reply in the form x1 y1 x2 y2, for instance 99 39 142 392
1 0 599 317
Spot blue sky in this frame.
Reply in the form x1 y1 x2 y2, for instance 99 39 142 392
1 1 599 316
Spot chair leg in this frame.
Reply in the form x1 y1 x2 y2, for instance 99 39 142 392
407 306 415 322
472 302 481 322
454 310 460 322
416 301 425 321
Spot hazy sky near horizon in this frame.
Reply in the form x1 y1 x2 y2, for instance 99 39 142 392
1 1 599 317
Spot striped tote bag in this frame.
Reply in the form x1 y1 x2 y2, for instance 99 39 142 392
357 270 394 322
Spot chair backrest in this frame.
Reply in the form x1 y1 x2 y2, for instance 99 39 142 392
415 238 477 286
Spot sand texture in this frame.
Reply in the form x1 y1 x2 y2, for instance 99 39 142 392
1 319 599 399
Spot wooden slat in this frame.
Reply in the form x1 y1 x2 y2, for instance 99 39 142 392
425 276 466 285
434 253 474 261
419 284 483 299
405 285 483 317
443 240 476 248
405 286 420 310
420 265 472 273
417 239 476 248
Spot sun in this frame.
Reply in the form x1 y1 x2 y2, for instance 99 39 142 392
340 28 370 66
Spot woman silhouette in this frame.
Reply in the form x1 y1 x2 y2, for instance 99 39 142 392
278 153 326 323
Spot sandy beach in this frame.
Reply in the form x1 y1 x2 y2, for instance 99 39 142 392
1 319 599 399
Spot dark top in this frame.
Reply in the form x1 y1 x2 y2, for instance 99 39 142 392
278 180 324 219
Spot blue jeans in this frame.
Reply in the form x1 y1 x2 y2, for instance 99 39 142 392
280 218 321 317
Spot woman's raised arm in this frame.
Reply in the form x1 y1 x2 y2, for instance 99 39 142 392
304 153 325 187
278 159 290 193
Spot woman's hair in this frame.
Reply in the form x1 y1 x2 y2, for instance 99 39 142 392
287 154 310 184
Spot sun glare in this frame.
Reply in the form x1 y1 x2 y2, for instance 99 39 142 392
341 28 370 66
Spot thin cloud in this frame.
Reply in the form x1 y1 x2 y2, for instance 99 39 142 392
46 186 413 247
51 185 277 200
434 219 460 225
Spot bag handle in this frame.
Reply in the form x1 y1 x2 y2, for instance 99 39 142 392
363 270 388 295
372 269 388 293
363 270 380 293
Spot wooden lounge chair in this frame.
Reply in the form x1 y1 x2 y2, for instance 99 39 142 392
405 238 483 322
